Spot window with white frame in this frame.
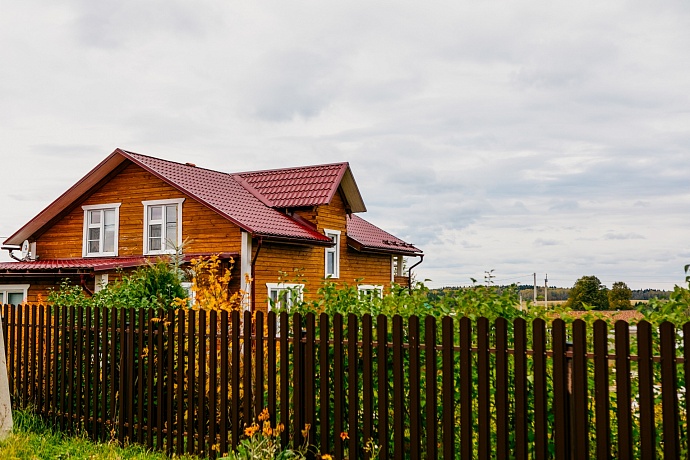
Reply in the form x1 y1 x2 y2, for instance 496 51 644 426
82 204 121 257
358 284 383 300
324 229 341 278
142 198 184 254
266 283 304 311
0 284 30 305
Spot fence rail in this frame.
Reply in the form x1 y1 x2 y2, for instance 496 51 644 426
1 304 687 459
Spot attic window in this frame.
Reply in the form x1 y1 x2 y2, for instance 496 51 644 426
324 229 341 278
142 198 185 255
82 203 121 257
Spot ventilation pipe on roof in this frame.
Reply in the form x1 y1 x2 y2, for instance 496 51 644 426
250 237 263 312
408 255 424 294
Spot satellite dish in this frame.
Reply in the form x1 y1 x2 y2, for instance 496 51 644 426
21 240 29 260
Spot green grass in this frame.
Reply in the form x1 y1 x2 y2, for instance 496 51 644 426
0 410 198 460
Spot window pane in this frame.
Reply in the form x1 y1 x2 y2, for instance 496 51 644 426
104 209 116 225
149 224 162 238
149 206 162 221
149 237 162 251
104 228 115 253
327 252 335 275
166 204 177 223
89 210 101 225
88 227 100 241
0 293 3 304
165 222 177 249
8 292 23 305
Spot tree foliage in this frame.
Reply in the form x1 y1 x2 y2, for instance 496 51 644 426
564 275 610 311
608 281 633 310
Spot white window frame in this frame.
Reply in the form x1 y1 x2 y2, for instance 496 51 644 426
142 198 185 255
82 203 121 257
324 229 341 279
358 284 384 300
0 284 30 305
266 283 304 311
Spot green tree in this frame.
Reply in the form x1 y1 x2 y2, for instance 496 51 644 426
564 275 610 310
608 281 633 310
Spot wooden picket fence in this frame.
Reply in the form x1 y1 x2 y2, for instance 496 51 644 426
1 303 688 459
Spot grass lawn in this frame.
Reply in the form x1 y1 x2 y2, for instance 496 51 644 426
0 410 199 460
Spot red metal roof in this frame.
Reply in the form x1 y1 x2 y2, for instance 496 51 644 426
0 252 238 273
234 163 348 208
346 215 421 255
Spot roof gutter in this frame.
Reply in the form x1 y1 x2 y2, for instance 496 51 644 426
408 254 424 294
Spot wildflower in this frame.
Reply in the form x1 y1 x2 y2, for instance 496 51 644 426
258 408 270 422
244 424 259 437
321 455 333 460
263 421 273 436
340 431 349 441
301 423 311 439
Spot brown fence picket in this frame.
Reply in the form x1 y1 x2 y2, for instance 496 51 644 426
408 315 421 460
177 308 186 455
532 318 548 460
495 317 509 460
267 311 277 427
319 312 331 455
219 310 229 456
255 310 264 421
292 312 303 450
637 320 656 459
377 314 389 460
424 315 438 460
477 317 490 460
37 305 45 416
305 312 316 447
361 314 373 458
660 321 679 459
187 309 196 454
459 316 472 460
231 310 241 449
208 309 217 458
615 320 632 460
552 319 568 459
392 315 404 460
243 310 252 434
278 311 289 448
30 305 37 408
571 319 588 459
441 315 455 459
348 314 359 458
514 317 528 460
593 320 610 460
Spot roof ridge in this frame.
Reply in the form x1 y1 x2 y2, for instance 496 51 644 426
120 148 236 178
234 161 349 177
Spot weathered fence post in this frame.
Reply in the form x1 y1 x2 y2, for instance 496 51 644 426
565 341 573 460
0 306 13 439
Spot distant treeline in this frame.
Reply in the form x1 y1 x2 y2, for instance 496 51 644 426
431 285 671 302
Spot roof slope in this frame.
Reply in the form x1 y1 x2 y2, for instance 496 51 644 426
347 214 421 255
124 151 331 244
234 162 366 211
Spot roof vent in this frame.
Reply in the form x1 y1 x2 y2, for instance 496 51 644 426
186 162 196 167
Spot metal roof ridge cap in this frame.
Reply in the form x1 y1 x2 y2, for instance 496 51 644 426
230 174 275 207
234 161 350 177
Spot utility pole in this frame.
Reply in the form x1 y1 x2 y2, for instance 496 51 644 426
533 273 537 304
545 273 549 309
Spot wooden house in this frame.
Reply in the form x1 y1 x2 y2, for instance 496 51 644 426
0 149 422 310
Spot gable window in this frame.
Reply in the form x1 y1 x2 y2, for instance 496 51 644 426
324 229 341 278
142 198 184 255
358 284 383 300
0 284 30 305
266 283 304 311
82 204 121 257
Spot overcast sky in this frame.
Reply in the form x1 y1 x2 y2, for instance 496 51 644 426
1 1 689 290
